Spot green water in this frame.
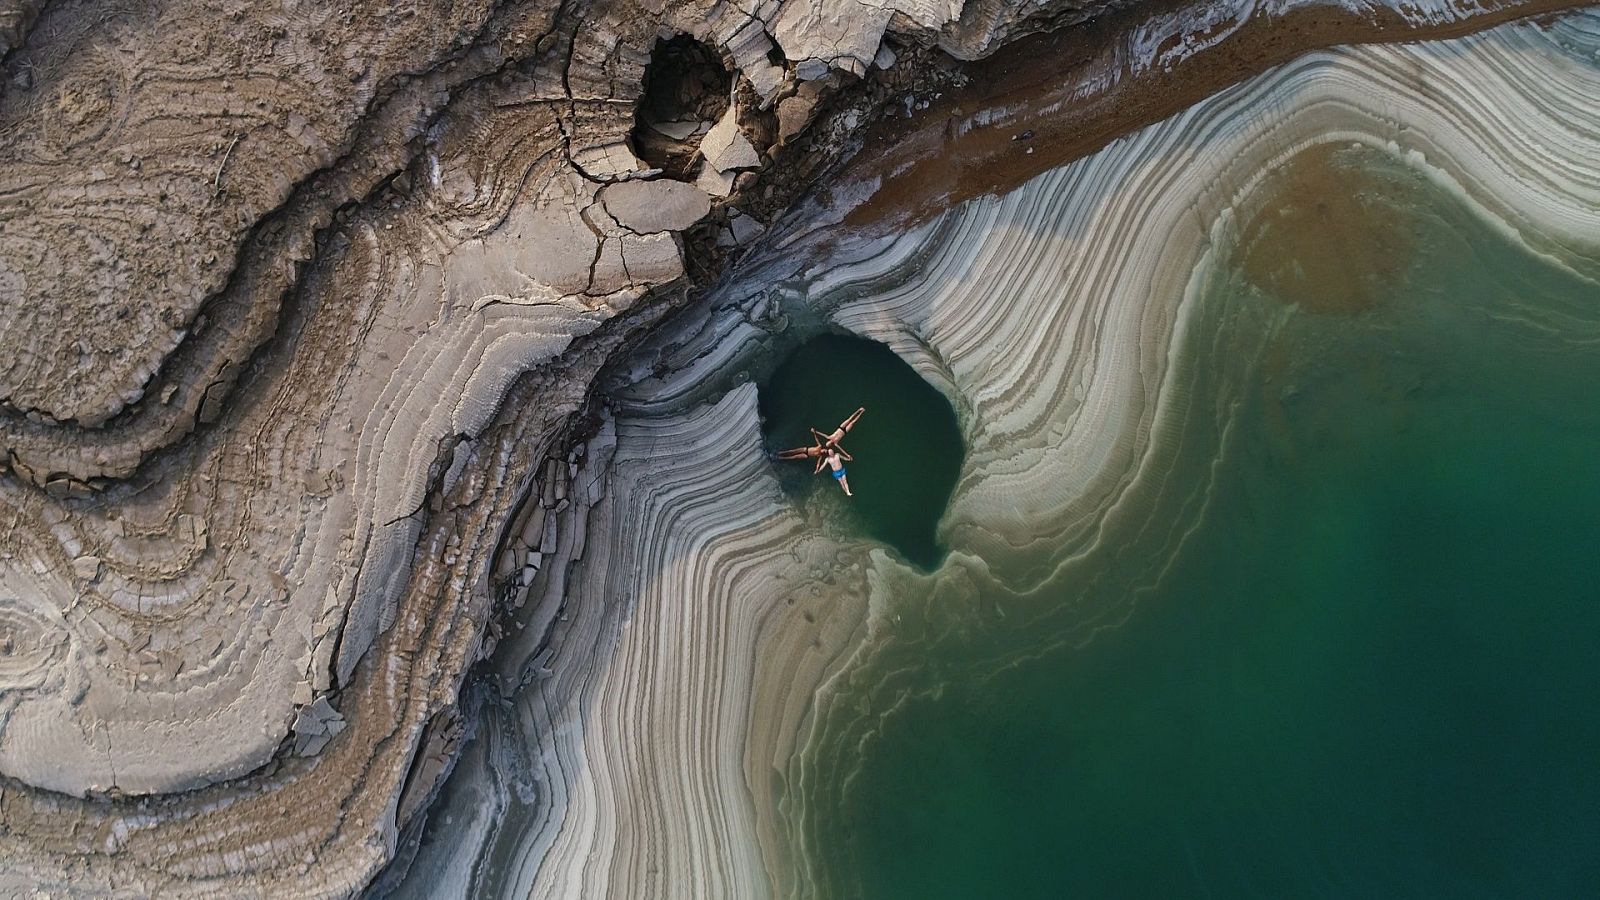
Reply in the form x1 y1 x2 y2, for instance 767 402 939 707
760 333 964 569
804 149 1600 896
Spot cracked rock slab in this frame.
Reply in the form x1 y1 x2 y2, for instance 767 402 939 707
600 179 713 233
700 106 763 173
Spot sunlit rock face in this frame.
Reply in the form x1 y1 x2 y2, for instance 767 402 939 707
0 0 1593 893
384 11 1600 899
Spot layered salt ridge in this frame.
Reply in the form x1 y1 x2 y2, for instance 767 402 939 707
395 13 1600 898
0 17 704 891
0 92 661 798
0 0 1106 890
0 0 983 806
386 386 876 899
0 0 795 805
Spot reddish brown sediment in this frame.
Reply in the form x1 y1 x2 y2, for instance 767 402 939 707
837 0 1594 233
1236 142 1425 315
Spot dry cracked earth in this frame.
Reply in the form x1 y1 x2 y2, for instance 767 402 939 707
0 0 1578 894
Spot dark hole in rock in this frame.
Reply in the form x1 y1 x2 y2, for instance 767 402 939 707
632 35 732 178
759 333 964 570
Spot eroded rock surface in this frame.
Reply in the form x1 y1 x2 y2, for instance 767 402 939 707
0 0 1117 891
388 12 1600 898
0 0 1588 895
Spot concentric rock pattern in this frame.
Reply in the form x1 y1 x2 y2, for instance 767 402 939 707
0 0 1121 892
0 0 1594 896
390 9 1600 899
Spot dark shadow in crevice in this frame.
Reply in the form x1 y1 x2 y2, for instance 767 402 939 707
631 35 732 178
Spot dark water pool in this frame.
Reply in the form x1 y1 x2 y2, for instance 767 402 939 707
759 333 963 569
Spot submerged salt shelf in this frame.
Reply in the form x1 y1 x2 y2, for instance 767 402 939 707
388 12 1600 898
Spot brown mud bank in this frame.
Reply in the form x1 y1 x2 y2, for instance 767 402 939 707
830 0 1592 233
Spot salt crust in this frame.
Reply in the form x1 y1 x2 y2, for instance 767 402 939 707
0 0 1546 804
0 1 1594 896
397 13 1600 899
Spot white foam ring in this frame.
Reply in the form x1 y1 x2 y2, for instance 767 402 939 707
398 14 1600 899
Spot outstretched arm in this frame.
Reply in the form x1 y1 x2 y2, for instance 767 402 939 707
813 456 827 475
836 447 853 461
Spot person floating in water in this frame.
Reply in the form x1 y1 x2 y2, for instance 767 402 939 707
776 407 864 496
812 406 864 453
823 446 852 496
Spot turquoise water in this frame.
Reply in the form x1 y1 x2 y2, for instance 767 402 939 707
803 147 1600 896
760 333 964 569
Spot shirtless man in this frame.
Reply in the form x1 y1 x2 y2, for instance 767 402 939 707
775 407 864 497
776 407 865 467
812 407 865 451
822 447 852 496
810 441 850 473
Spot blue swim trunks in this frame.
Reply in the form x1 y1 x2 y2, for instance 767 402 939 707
832 467 847 480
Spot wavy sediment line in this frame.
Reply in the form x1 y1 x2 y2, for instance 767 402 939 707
5 0 1121 887
791 13 1600 893
403 12 1600 899
832 0 1591 234
808 9 1600 586
392 387 874 898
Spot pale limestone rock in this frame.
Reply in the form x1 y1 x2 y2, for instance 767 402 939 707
571 141 648 179
727 209 766 244
292 696 348 757
697 164 739 197
600 179 712 233
648 119 705 140
772 1 893 77
724 19 787 104
700 107 762 173
796 58 831 81
70 556 100 581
